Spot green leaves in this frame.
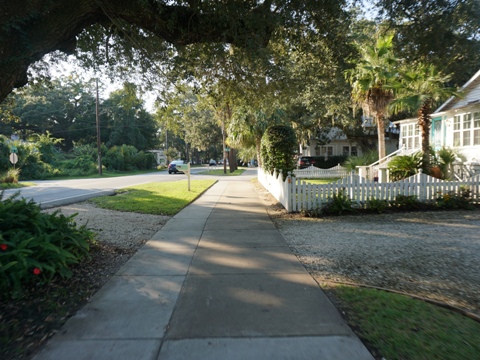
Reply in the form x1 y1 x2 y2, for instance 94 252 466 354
260 125 297 180
0 192 94 297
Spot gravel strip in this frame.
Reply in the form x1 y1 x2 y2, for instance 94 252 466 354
273 211 480 316
44 202 170 249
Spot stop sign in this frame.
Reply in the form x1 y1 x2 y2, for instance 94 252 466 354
9 153 18 164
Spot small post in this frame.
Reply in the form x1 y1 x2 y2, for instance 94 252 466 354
187 162 191 191
96 78 102 175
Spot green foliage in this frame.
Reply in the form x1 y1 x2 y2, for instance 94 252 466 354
1 168 20 183
0 193 94 297
311 156 349 169
344 151 378 172
391 195 422 211
431 147 464 180
57 156 97 176
103 145 155 172
322 190 356 215
435 188 474 210
388 153 422 181
365 198 389 213
260 125 297 180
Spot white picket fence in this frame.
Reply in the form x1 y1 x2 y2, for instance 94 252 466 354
293 164 348 179
258 167 480 212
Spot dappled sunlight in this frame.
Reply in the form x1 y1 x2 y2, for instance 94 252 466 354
227 287 284 307
197 254 264 270
197 242 246 252
398 217 480 229
272 273 317 287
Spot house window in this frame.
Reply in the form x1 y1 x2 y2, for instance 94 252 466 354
414 125 420 148
315 146 321 156
321 146 333 156
401 123 420 150
342 146 350 156
351 146 358 156
453 115 461 146
453 112 480 147
463 114 472 146
474 112 480 145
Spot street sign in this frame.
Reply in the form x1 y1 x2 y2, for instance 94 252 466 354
11 146 17 153
9 153 18 165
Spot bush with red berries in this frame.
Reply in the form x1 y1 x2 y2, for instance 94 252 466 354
0 192 95 297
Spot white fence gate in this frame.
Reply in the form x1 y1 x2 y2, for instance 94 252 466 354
258 167 480 212
293 164 348 179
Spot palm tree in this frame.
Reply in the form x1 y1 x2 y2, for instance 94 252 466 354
390 64 459 173
345 33 397 162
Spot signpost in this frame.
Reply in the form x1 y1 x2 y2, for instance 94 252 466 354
9 153 18 168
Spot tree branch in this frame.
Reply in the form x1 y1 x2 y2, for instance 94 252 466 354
0 0 273 102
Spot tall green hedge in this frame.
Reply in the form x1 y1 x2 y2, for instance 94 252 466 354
260 125 297 180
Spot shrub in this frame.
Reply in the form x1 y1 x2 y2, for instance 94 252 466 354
343 151 378 172
391 195 422 211
0 192 94 297
435 188 474 210
365 198 389 213
261 125 297 180
388 152 422 181
103 144 152 171
57 155 97 175
312 155 349 169
1 168 20 183
321 189 355 215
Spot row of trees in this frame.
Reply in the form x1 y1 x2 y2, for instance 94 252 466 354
0 80 159 152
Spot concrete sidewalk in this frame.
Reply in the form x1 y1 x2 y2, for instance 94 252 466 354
34 171 374 360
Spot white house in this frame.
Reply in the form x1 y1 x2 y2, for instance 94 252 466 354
394 69 480 165
300 120 399 158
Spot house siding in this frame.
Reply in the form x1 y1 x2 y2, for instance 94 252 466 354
396 69 480 165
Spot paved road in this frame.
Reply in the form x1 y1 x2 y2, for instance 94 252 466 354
2 170 195 208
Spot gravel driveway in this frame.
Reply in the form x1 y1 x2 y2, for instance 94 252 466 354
272 210 480 316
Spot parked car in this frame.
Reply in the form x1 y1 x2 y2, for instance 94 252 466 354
168 160 185 174
297 156 315 169
209 160 217 166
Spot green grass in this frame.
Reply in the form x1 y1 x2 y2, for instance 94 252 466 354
326 284 480 360
89 180 216 215
0 182 35 189
198 169 245 176
303 178 340 185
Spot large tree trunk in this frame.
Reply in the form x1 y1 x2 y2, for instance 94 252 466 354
418 104 432 173
376 116 386 162
0 0 273 103
256 137 262 167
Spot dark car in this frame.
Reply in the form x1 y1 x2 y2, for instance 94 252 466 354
297 156 315 169
168 160 185 174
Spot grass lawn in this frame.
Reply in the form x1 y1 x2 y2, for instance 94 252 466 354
0 182 35 190
89 179 216 215
198 168 245 176
324 283 480 360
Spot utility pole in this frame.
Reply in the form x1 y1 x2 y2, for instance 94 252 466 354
222 118 227 174
96 78 102 175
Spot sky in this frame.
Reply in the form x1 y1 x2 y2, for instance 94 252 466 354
48 54 157 112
